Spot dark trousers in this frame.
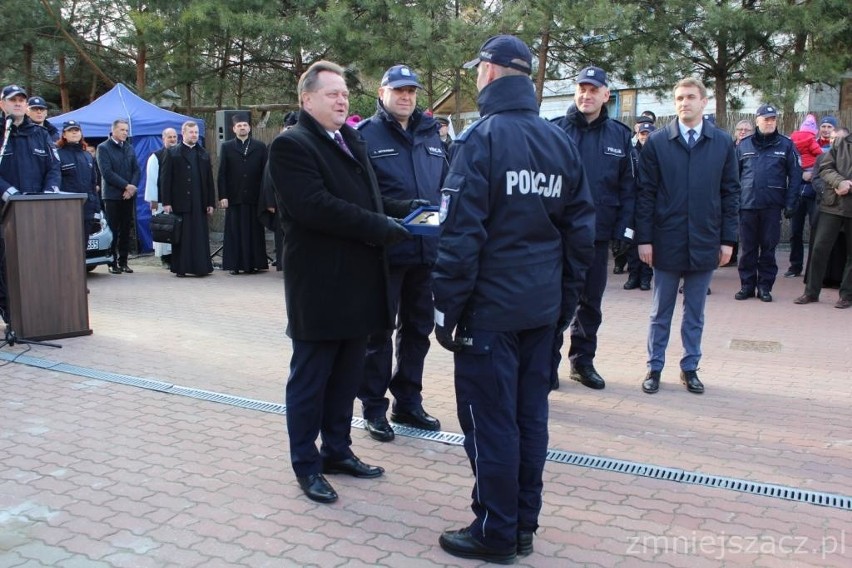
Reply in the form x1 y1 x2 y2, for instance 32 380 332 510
454 325 553 549
0 229 7 322
104 199 134 266
360 264 433 420
626 245 653 283
738 207 781 292
789 194 816 273
804 212 852 300
566 241 609 367
647 269 714 372
286 337 366 477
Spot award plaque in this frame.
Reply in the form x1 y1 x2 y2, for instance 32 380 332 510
402 206 440 236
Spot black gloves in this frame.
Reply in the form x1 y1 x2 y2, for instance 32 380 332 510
435 324 463 352
610 239 629 257
409 199 432 212
783 208 795 219
385 217 413 245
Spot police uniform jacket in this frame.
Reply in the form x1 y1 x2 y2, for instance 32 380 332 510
552 105 636 242
216 136 268 205
0 116 61 195
267 109 413 341
818 132 852 218
736 130 801 210
357 102 448 265
433 75 596 333
40 119 60 143
636 119 740 272
160 143 216 213
58 143 100 220
96 136 140 201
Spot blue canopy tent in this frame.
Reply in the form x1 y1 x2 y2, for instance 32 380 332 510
52 84 206 253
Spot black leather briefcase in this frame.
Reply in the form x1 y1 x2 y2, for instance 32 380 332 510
150 212 182 245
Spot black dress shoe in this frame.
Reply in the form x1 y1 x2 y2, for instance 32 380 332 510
639 280 651 291
680 370 704 394
569 365 605 389
784 268 801 278
229 270 240 275
390 408 441 431
322 456 384 478
439 527 516 565
119 265 134 274
734 287 754 300
758 289 772 302
108 264 122 275
365 417 395 442
623 276 640 290
296 473 338 503
642 370 660 394
517 530 534 557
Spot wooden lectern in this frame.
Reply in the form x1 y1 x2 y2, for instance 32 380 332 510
2 193 92 340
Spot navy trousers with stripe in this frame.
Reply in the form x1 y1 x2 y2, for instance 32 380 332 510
453 324 553 549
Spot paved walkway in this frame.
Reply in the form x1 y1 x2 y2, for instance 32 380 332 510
1 251 850 567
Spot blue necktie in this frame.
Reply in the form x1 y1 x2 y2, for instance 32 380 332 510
333 131 354 158
687 129 696 148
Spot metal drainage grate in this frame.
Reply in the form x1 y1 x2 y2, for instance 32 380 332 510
6 352 851 512
0 352 60 368
351 417 465 446
52 363 175 392
549 451 851 511
169 386 287 415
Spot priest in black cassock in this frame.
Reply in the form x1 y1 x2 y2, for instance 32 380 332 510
160 120 215 277
217 113 269 274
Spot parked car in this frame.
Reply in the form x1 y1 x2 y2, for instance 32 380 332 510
86 213 114 271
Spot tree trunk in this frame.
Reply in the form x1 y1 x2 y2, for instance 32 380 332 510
237 41 246 108
535 22 551 105
216 33 231 108
58 54 70 112
136 37 147 96
23 43 34 96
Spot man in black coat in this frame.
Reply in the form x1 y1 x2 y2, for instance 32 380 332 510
267 60 415 504
217 113 269 274
160 121 215 277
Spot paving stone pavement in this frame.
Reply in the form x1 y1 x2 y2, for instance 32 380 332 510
1 251 850 567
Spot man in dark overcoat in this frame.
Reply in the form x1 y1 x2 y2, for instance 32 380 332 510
160 121 216 277
636 77 740 396
267 60 415 504
217 113 269 274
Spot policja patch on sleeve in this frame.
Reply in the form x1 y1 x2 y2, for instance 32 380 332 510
439 192 451 223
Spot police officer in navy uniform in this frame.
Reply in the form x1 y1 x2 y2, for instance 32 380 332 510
551 66 636 390
734 104 801 302
356 65 447 442
0 84 61 323
26 96 60 142
434 36 595 564
624 122 655 290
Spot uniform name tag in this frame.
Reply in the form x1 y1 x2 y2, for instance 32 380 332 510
371 148 398 158
604 146 625 157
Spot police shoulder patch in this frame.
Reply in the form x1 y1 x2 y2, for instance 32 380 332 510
439 192 451 223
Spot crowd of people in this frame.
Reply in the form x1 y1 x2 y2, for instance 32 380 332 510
1 37 851 564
